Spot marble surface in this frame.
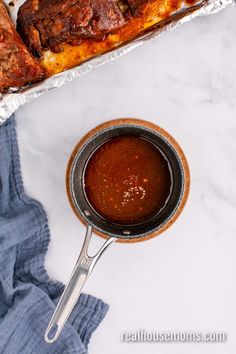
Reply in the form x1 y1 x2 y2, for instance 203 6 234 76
15 5 236 354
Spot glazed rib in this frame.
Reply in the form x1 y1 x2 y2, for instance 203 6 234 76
0 0 45 93
17 0 126 57
16 0 200 77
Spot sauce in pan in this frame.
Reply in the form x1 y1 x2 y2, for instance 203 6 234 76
84 136 173 225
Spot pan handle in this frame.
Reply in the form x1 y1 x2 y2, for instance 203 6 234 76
44 225 116 344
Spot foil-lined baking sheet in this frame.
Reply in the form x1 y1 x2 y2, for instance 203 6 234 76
0 0 234 124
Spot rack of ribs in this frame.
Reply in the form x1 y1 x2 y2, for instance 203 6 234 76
17 0 192 76
17 0 127 58
17 0 159 59
0 0 45 93
0 0 199 87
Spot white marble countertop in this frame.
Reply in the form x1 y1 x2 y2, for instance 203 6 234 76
15 5 236 354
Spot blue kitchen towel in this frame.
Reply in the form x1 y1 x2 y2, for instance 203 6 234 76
0 116 109 354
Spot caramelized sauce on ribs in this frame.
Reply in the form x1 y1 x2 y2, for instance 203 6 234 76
17 0 167 58
0 0 45 93
17 0 128 57
0 0 200 90
16 0 199 75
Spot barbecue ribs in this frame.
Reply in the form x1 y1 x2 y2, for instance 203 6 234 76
0 0 45 93
14 0 199 79
17 0 127 57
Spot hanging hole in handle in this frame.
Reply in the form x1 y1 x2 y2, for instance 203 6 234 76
44 323 59 344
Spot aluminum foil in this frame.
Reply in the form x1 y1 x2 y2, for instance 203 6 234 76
0 0 234 124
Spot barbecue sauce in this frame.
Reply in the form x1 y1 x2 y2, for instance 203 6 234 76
84 136 172 225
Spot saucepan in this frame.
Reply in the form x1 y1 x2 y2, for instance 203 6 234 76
44 118 190 343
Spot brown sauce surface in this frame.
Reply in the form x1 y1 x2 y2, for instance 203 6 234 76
84 136 172 225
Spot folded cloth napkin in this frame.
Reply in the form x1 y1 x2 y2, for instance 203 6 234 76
0 116 109 354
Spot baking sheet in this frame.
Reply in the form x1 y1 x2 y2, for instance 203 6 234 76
0 0 234 124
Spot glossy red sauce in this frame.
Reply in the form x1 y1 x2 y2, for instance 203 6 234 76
84 136 172 225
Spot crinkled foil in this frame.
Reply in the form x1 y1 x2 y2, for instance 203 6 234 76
0 0 234 124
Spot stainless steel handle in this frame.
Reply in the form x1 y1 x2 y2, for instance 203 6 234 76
44 225 116 344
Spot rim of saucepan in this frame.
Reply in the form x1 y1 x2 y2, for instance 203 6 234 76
66 118 190 243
